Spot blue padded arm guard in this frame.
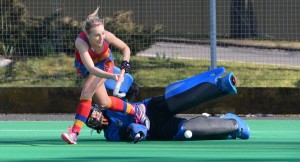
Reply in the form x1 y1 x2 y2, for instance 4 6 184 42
105 66 134 93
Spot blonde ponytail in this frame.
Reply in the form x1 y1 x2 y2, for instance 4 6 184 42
83 7 104 34
87 6 100 20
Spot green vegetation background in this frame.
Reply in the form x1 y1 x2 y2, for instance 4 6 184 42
1 54 300 87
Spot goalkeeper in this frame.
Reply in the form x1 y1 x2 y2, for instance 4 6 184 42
85 67 250 143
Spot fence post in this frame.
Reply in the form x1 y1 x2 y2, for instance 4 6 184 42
210 0 217 69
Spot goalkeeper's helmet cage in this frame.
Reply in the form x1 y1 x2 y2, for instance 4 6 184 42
85 104 108 133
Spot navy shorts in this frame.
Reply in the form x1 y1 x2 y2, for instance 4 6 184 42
74 57 114 78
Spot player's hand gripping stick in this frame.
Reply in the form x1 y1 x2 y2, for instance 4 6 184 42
113 69 126 98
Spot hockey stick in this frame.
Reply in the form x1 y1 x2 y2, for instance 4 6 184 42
113 69 126 98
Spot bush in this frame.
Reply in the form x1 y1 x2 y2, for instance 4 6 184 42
1 1 163 57
105 10 163 55
20 9 82 55
0 0 29 56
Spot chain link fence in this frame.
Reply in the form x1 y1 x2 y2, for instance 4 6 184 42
0 0 299 87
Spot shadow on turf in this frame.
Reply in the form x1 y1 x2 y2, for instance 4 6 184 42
0 138 107 146
1 138 300 147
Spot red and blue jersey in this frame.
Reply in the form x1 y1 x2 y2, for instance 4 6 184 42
75 32 112 65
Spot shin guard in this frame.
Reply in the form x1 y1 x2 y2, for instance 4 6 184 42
165 67 237 114
174 116 238 140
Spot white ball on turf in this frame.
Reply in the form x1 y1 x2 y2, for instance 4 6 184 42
184 130 192 139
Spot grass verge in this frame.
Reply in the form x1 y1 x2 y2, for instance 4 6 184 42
0 54 299 87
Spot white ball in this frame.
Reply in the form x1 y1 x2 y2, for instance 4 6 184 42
184 130 193 139
202 113 210 117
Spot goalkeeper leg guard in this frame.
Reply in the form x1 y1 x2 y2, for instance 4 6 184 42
220 113 250 139
165 67 237 114
173 116 238 140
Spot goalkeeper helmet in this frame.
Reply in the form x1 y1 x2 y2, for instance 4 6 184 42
85 104 108 134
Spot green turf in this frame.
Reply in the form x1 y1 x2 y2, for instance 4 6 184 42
0 120 299 162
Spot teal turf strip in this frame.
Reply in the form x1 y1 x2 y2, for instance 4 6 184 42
0 120 300 162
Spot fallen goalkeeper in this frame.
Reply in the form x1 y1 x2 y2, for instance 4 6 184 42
85 67 250 143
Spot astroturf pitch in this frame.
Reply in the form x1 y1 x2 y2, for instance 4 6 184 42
0 120 299 162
